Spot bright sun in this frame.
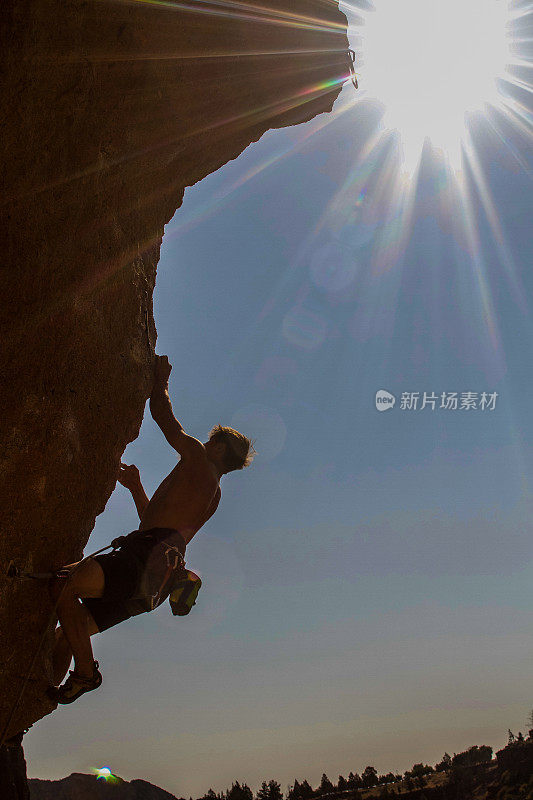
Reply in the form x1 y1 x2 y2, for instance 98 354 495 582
361 0 512 168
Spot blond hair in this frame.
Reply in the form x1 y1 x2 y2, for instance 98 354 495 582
209 425 255 472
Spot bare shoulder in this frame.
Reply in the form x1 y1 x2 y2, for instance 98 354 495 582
179 434 207 458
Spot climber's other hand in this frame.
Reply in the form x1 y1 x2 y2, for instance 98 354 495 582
118 462 141 490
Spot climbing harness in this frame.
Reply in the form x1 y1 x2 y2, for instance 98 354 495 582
347 49 359 90
144 541 186 612
0 541 119 749
113 531 188 613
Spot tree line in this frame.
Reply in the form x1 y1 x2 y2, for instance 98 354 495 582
195 743 497 800
195 714 533 800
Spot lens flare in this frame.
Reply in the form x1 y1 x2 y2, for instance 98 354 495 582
360 0 513 170
92 766 118 782
282 306 328 349
309 242 360 293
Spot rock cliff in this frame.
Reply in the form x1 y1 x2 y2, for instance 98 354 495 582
0 0 348 749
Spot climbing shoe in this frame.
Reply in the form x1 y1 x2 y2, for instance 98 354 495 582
54 661 102 704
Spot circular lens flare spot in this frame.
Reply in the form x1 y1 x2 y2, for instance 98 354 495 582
309 242 359 293
282 306 327 349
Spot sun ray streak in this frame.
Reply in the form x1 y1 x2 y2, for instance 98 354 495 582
105 0 348 34
456 172 504 358
462 128 528 315
3 70 353 208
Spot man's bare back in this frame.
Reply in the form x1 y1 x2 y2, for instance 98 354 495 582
140 452 221 543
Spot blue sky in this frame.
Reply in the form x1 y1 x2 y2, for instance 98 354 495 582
27 3 533 795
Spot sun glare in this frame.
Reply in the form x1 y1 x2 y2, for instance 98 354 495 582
92 766 117 782
361 0 512 169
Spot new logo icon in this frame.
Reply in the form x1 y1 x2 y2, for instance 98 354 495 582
375 390 396 411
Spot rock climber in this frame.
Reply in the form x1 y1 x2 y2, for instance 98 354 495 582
48 354 254 704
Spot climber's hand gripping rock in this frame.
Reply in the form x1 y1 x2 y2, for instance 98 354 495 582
117 463 141 491
153 354 172 386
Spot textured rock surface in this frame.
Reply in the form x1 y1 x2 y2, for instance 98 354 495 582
0 735 30 800
29 772 179 799
0 0 348 742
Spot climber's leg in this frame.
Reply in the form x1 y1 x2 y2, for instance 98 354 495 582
49 559 105 681
52 627 72 687
52 608 100 686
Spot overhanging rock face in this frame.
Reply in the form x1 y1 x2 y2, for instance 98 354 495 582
1 0 348 738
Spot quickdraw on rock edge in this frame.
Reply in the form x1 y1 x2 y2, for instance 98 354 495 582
347 48 359 90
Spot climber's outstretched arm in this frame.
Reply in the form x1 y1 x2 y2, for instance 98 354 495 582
150 355 203 457
117 463 150 520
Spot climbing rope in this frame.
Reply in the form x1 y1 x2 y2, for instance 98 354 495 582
347 49 359 90
0 542 117 749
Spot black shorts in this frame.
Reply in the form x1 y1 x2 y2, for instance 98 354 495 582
82 528 185 632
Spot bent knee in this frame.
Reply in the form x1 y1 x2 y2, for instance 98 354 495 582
50 558 105 601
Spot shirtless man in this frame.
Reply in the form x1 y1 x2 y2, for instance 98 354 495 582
48 354 254 704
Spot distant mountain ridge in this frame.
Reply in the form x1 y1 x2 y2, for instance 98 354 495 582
27 738 533 800
29 772 182 800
